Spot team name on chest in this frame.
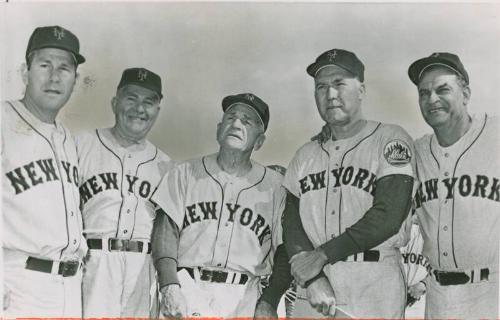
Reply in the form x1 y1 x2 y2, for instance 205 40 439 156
182 201 271 246
402 252 430 270
79 172 155 204
6 158 78 194
299 166 377 196
415 174 500 208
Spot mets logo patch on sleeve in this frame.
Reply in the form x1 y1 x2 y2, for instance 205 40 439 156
384 140 411 166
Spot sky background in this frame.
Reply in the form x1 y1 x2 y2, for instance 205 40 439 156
1 2 499 166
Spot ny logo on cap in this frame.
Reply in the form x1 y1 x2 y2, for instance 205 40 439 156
53 27 66 40
245 94 255 101
328 50 337 62
138 69 148 81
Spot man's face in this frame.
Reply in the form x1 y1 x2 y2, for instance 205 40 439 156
112 84 161 141
217 103 265 152
23 48 77 115
314 65 365 126
417 67 470 129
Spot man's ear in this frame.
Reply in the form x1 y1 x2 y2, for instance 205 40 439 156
21 63 29 86
462 85 471 105
358 82 366 100
111 96 118 114
253 133 266 151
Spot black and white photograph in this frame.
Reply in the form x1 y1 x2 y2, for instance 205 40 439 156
1 1 499 319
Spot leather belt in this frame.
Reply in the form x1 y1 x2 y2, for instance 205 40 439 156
25 256 80 277
343 250 380 262
87 238 151 254
181 267 249 285
433 268 489 286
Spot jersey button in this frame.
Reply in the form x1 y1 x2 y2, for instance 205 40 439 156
335 146 340 150
128 154 132 158
333 188 337 193
123 230 128 234
73 239 77 245
331 234 335 239
71 211 74 217
444 172 449 177
443 252 448 256
444 153 449 158
127 209 131 213
217 263 222 267
225 222 229 227
331 210 335 215
443 226 448 231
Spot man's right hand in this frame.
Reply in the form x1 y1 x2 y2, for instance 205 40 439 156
160 284 188 318
306 276 336 317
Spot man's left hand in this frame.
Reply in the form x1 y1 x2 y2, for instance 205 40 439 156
290 248 328 287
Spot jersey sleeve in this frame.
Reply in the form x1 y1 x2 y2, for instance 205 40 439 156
150 162 188 229
377 125 415 179
282 148 304 197
271 185 286 250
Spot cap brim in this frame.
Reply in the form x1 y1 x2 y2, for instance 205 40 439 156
27 45 85 65
408 57 460 85
222 96 266 130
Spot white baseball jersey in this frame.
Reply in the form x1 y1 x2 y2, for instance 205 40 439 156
76 128 171 241
283 121 415 250
400 216 429 286
2 100 86 260
2 100 86 318
76 128 171 318
152 152 285 276
414 113 499 271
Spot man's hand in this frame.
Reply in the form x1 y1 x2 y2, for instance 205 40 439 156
254 299 278 319
306 276 336 317
407 281 426 307
290 248 328 287
159 284 187 318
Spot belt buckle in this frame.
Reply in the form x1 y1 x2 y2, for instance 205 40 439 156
60 260 79 277
109 239 129 251
203 269 213 282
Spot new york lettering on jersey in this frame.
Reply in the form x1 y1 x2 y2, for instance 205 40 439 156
415 114 499 270
76 129 171 240
153 153 284 275
2 100 85 260
285 121 414 249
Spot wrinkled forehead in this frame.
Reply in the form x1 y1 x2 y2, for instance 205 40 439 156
29 47 77 67
314 64 358 82
118 84 161 101
418 65 460 88
224 103 261 121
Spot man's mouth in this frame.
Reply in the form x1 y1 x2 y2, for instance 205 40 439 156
44 89 62 95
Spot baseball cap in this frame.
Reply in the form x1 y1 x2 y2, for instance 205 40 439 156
26 25 85 65
222 93 270 131
307 49 365 81
117 68 163 99
408 52 469 85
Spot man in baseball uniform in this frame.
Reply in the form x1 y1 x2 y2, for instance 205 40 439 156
2 25 87 318
151 93 286 318
408 52 499 319
282 48 415 318
76 67 172 318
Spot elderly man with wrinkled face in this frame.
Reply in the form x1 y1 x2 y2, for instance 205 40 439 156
76 68 172 318
151 93 287 318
